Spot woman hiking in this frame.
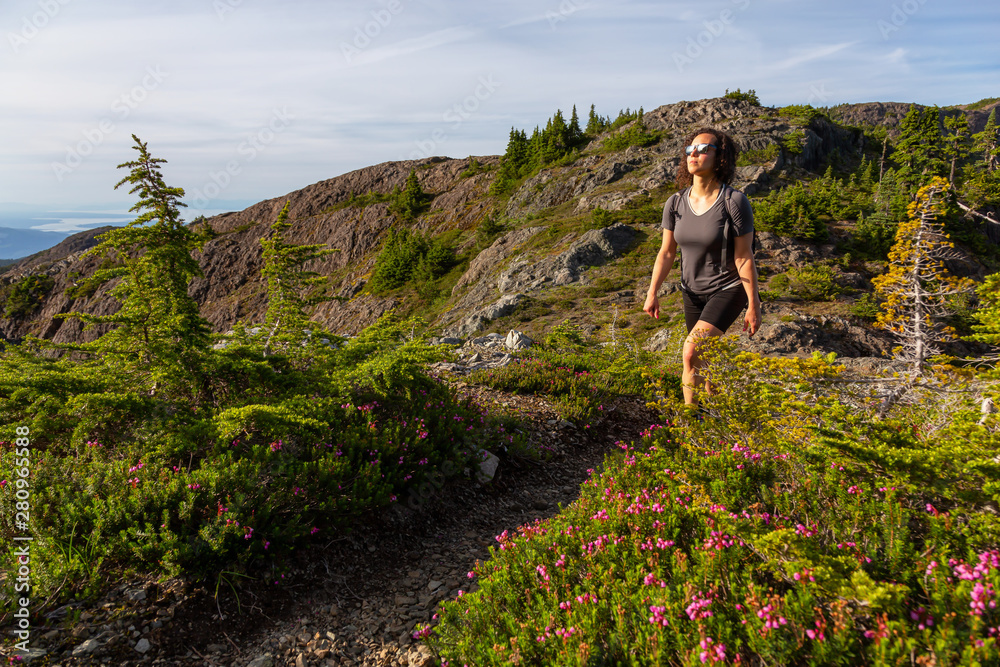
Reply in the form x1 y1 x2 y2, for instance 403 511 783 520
643 127 761 406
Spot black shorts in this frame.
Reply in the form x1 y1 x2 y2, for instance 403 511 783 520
682 285 748 333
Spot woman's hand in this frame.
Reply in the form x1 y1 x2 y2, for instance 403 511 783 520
743 300 761 337
643 292 660 319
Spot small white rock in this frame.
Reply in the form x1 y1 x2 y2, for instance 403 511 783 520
72 639 100 656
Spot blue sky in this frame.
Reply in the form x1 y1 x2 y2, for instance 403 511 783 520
0 0 997 232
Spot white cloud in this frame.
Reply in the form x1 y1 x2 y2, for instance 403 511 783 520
770 42 857 71
885 47 908 65
345 25 480 67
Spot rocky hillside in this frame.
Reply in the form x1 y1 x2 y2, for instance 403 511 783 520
0 96 994 358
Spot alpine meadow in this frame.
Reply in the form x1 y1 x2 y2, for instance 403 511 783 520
2 95 1000 666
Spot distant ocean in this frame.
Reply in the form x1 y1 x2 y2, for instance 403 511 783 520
0 204 248 261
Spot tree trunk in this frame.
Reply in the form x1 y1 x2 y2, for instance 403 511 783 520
879 136 888 182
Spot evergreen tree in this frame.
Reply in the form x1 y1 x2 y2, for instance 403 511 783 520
943 113 971 187
973 108 999 172
895 105 947 186
569 105 583 145
260 201 338 357
549 109 569 151
391 169 430 220
858 156 876 190
58 135 211 400
586 104 608 136
968 272 1000 346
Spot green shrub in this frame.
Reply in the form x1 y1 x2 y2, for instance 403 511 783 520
780 104 824 126
460 157 488 178
466 327 670 423
966 97 1000 111
388 169 431 221
590 200 662 230
0 315 531 603
736 144 780 166
724 88 760 105
782 130 807 155
4 274 55 318
785 265 842 301
849 213 898 260
849 293 882 321
602 119 663 152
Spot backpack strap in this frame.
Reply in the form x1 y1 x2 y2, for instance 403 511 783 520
665 187 687 229
720 184 737 271
719 184 755 269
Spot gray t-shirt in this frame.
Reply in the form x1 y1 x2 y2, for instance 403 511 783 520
660 184 754 295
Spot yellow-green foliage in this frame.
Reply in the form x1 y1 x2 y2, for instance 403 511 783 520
873 177 976 365
969 272 1000 345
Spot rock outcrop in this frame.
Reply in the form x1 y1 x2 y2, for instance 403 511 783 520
496 223 637 293
443 224 638 337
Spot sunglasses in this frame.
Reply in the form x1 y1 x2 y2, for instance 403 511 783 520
685 143 717 156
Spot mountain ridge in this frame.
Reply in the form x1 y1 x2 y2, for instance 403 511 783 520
1 96 996 352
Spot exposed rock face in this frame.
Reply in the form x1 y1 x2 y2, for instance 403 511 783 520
446 293 528 338
744 312 895 358
496 224 637 293
755 231 836 269
451 227 545 296
829 100 1000 136
442 224 637 337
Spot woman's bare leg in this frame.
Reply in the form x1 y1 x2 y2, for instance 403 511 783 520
681 320 725 405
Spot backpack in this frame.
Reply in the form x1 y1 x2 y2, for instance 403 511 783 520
666 184 756 273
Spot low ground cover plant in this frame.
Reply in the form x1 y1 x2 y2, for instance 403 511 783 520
466 323 681 423
426 341 1000 666
0 316 530 608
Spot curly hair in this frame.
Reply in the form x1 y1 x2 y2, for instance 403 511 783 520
674 127 740 189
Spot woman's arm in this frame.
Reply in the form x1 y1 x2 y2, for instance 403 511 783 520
643 229 678 319
734 233 761 336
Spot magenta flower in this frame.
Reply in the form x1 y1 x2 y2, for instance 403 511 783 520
699 637 726 664
686 591 713 620
648 605 669 627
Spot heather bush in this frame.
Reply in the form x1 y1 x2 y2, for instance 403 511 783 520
425 341 1000 666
